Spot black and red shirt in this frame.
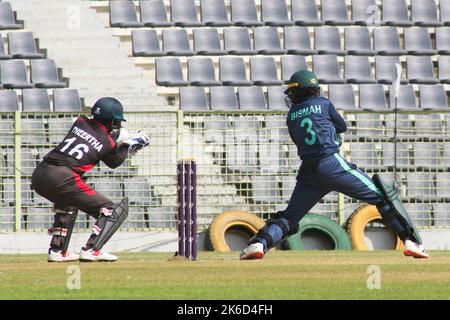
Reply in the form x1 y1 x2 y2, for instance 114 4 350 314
44 116 128 175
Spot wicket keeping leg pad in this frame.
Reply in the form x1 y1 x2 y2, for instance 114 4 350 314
372 174 422 244
48 207 78 253
249 214 299 249
93 198 129 251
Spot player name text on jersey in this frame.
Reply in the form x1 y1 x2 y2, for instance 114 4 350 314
71 126 104 152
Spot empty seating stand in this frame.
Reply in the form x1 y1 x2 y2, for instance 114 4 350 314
30 59 66 88
322 0 352 26
0 90 19 112
53 89 81 112
382 0 413 27
132 30 165 57
171 0 204 27
22 89 51 112
219 56 252 86
187 57 220 86
230 0 263 27
0 2 21 29
193 28 226 55
200 0 233 27
1 60 33 89
291 0 323 26
8 32 44 59
261 0 293 26
155 58 189 86
139 0 174 27
179 87 208 111
109 1 143 27
284 26 316 55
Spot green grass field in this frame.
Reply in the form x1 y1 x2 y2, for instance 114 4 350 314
1 251 450 300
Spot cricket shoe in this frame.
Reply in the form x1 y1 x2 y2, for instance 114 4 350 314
48 249 79 262
79 248 118 262
403 240 429 259
239 243 265 260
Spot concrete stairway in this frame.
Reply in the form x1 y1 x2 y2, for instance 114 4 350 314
9 0 169 111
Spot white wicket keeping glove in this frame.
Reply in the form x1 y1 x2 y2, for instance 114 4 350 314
113 128 130 145
120 130 150 156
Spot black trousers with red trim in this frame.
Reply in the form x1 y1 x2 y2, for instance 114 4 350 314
32 162 114 217
32 162 115 252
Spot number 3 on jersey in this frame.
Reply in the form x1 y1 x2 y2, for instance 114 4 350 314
300 117 316 145
60 137 89 160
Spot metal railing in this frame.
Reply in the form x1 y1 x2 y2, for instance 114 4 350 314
0 110 449 232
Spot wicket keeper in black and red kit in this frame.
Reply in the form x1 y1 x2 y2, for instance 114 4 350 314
32 97 149 262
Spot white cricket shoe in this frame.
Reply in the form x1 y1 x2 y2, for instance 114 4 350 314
79 248 118 262
240 243 265 260
48 249 79 262
403 240 429 259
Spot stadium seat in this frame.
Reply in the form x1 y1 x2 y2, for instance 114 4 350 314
123 176 154 206
261 0 293 26
344 56 377 84
0 120 14 145
254 27 287 55
381 0 413 27
179 87 208 111
321 0 352 25
374 27 406 55
193 28 226 55
407 56 439 84
281 55 307 82
171 0 204 27
22 89 51 112
250 176 280 203
419 85 449 110
352 0 378 26
155 58 189 86
30 59 66 88
436 27 450 54
388 85 417 109
0 34 11 59
47 118 72 144
219 56 252 86
109 1 143 27
403 203 433 228
132 30 166 57
267 86 289 111
344 27 376 55
284 26 316 55
230 0 263 27
441 0 450 25
375 56 407 84
223 27 255 55
411 0 442 27
414 114 444 137
313 55 346 84
20 148 40 175
350 143 381 169
383 142 411 168
291 0 323 26
250 56 283 86
328 84 357 110
404 28 437 56
162 29 196 56
238 86 266 111
0 60 33 89
315 26 346 55
210 86 238 111
436 172 450 199
93 177 123 200
438 56 450 83
406 173 435 200
188 57 220 86
22 117 48 145
434 203 450 228
359 84 387 110
200 0 233 26
413 142 440 168
384 113 414 139
258 130 288 173
0 2 22 29
0 90 19 111
53 89 81 112
7 32 44 59
139 0 174 27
